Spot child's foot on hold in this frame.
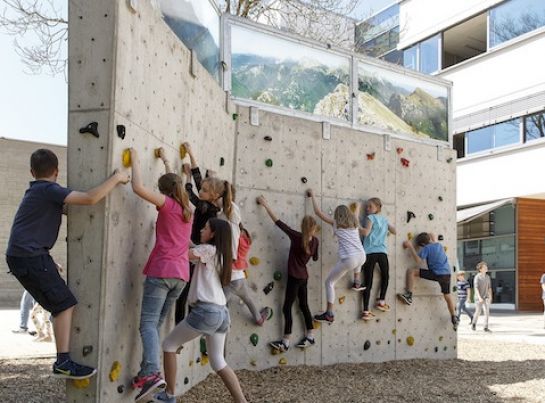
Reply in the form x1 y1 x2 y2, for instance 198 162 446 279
351 282 366 291
269 340 289 352
451 315 459 331
133 373 166 402
360 311 375 321
397 291 412 305
314 312 334 323
256 307 271 326
375 301 390 312
484 327 492 332
52 359 97 380
295 336 315 349
154 390 176 403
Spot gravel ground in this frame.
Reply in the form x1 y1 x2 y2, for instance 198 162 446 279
1 339 544 402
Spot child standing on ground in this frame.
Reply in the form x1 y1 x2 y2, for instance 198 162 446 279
257 195 320 351
456 271 473 323
471 261 492 332
5 148 128 379
155 219 247 403
359 197 396 321
128 148 193 401
307 189 366 324
12 290 35 335
398 232 459 331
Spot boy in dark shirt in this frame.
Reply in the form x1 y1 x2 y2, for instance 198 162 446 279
397 232 458 331
456 271 473 323
6 149 128 379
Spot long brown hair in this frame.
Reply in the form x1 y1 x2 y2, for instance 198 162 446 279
204 177 234 220
301 215 319 255
158 173 192 223
208 218 233 286
333 205 358 229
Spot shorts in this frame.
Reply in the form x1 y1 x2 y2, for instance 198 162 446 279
419 269 451 294
6 255 77 316
186 302 230 335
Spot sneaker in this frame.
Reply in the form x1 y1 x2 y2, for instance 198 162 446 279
133 374 166 402
11 327 28 334
153 390 176 403
451 316 459 331
351 283 366 291
484 327 492 332
269 340 289 352
314 312 334 323
375 302 390 312
28 330 37 336
397 292 412 305
295 337 315 349
52 359 97 380
471 323 476 331
256 307 271 326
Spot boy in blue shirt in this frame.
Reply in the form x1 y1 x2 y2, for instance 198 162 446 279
456 271 473 323
5 149 129 379
397 232 458 330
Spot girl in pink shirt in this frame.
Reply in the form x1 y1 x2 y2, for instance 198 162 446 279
128 148 193 402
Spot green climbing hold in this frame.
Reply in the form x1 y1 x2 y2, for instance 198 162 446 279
273 271 282 281
265 159 273 167
250 333 259 347
232 113 239 121
267 308 273 320
439 336 444 342
428 213 434 220
200 338 207 355
363 340 371 351
452 285 457 293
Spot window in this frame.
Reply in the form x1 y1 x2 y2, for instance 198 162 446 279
442 12 487 69
524 111 545 142
403 45 417 70
419 35 440 74
489 0 545 48
465 118 520 155
466 126 493 154
356 4 400 60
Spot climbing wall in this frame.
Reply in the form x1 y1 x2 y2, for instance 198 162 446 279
67 1 455 402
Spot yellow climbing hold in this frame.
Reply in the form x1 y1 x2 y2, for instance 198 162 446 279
189 360 194 367
108 361 122 382
154 148 161 158
250 359 257 367
271 348 279 356
406 336 415 346
249 257 260 266
407 232 413 240
279 357 287 365
179 144 187 159
122 149 131 168
200 355 209 366
392 329 396 335
444 246 448 252
313 320 321 330
338 296 346 304
72 378 91 389
439 336 444 342
349 202 359 214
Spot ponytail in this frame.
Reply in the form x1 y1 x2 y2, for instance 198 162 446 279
222 180 233 220
208 218 233 286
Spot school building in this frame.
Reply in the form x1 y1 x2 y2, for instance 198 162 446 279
357 0 545 311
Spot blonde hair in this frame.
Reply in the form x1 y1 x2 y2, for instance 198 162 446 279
203 177 234 220
476 261 488 272
333 205 358 229
367 197 382 213
158 173 192 222
457 271 466 277
301 215 319 255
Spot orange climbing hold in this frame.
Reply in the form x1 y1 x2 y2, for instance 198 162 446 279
366 152 376 160
338 296 346 304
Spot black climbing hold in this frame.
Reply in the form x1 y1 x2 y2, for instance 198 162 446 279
428 213 434 220
273 271 282 281
79 122 99 138
301 177 307 184
453 265 457 272
263 281 274 295
184 377 189 385
232 113 239 121
82 345 93 357
434 347 439 353
363 340 371 351
407 211 416 223
265 159 273 167
438 234 444 241
446 157 453 163
196 357 201 363
438 196 444 202
219 157 225 166
264 135 272 141
116 125 126 140
117 385 125 394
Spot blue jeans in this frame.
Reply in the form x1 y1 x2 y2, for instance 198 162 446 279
186 302 230 335
457 297 473 320
19 290 35 330
139 277 185 376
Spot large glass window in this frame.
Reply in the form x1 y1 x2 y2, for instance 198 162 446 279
466 126 493 154
524 111 545 142
489 0 545 48
403 45 417 70
419 35 440 74
494 119 520 147
465 118 520 155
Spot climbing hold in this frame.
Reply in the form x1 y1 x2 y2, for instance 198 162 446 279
407 232 413 240
184 377 189 385
82 345 93 357
349 202 358 214
263 282 274 295
438 196 444 202
443 346 448 351
397 318 402 322
79 122 99 138
176 346 183 354
116 125 126 140
265 159 273 167
232 113 239 120
453 265 457 272
366 152 375 160
189 360 193 367
438 234 444 241
279 357 287 365
434 347 439 353
179 144 187 159
264 135 272 141
452 285 457 293
220 157 225 166
439 336 444 342
387 340 391 345
444 246 448 252
154 148 162 158
446 157 453 163
250 359 257 367
249 257 260 266
301 177 308 184
376 340 381 345
200 338 207 355
338 296 346 304
363 340 371 351
313 320 321 330
428 213 434 220
108 361 122 382
400 157 410 167
273 271 282 281
407 211 416 223
196 357 201 364
396 147 404 154
117 385 124 394
250 333 259 347
267 308 273 320
271 347 279 355
406 336 415 346
72 378 91 389
122 149 131 167
392 329 396 335
200 355 209 366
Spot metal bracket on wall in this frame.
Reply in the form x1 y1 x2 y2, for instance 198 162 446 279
322 122 331 140
250 107 259 126
190 49 198 78
383 134 391 151
225 91 234 114
128 0 138 13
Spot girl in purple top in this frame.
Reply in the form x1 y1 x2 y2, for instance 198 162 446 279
128 148 193 402
257 195 320 352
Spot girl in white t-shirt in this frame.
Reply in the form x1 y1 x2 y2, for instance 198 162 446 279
155 218 247 403
307 189 366 324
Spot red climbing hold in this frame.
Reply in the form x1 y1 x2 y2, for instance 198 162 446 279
400 158 410 167
396 147 404 154
366 152 375 160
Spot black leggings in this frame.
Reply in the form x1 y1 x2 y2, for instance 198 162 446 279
362 253 389 311
283 276 314 335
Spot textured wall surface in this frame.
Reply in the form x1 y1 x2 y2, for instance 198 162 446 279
67 1 456 402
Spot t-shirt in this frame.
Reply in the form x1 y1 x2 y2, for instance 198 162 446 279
540 273 545 299
143 197 193 281
456 279 471 300
6 180 71 257
362 214 389 254
474 272 491 300
233 232 250 270
275 220 319 280
218 202 243 281
418 243 450 275
188 244 226 306
334 224 365 259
